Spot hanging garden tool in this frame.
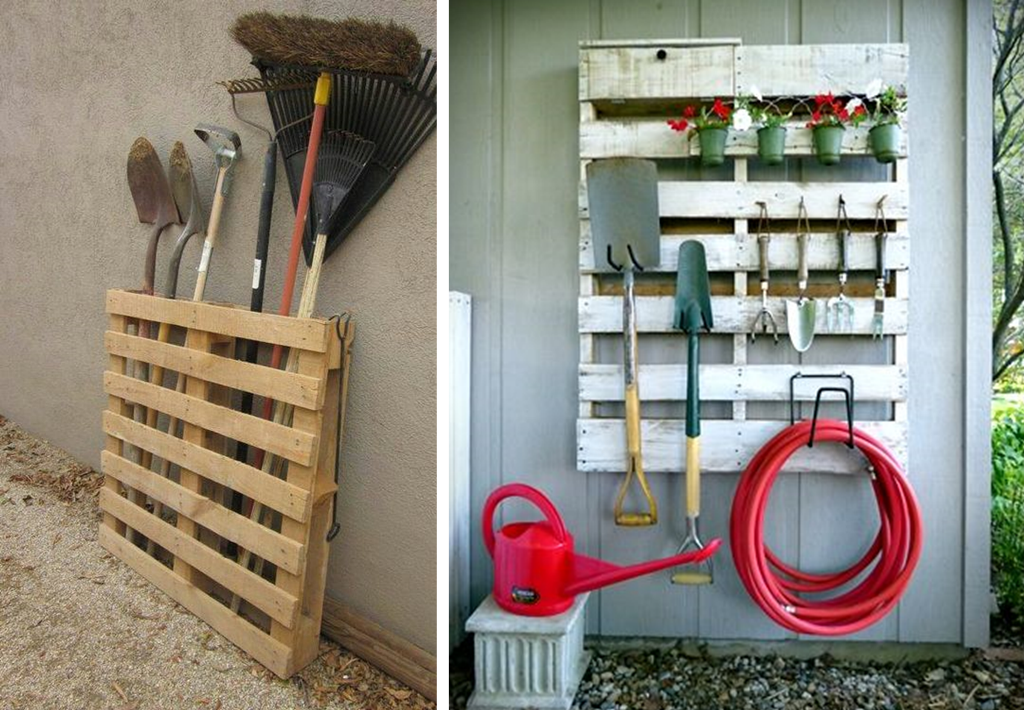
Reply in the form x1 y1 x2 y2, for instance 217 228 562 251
750 201 778 343
232 11 436 265
873 196 889 339
483 483 721 616
827 195 854 334
786 197 816 352
671 240 720 585
585 158 662 526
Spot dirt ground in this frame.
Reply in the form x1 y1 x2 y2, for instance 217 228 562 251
0 416 435 710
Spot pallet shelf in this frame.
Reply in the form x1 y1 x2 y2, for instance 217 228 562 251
577 41 910 477
100 289 353 678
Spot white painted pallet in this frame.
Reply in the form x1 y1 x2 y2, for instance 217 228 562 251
577 42 909 477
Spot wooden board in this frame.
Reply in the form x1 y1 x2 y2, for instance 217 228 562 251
579 295 908 334
577 419 908 473
735 44 909 97
580 44 736 100
99 291 351 679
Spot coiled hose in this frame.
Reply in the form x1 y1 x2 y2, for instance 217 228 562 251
730 420 923 635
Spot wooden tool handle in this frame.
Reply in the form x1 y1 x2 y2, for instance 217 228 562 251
686 436 700 517
193 167 228 301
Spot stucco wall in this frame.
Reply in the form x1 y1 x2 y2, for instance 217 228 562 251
0 0 436 654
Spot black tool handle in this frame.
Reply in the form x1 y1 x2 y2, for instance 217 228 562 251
875 230 888 283
838 228 850 277
758 233 770 284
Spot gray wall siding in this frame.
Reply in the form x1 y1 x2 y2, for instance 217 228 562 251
452 0 990 645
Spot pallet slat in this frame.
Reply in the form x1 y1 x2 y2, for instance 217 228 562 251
579 295 908 334
580 120 908 159
579 364 907 402
580 181 908 220
100 449 305 575
104 331 323 410
102 410 310 523
104 372 316 467
106 290 330 353
580 45 735 100
577 419 908 474
735 44 909 97
98 527 294 676
579 230 910 273
100 489 299 628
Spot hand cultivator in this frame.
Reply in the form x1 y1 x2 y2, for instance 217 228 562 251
826 195 854 334
749 201 778 343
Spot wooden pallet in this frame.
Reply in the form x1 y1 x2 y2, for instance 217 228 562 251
577 41 910 476
99 289 354 678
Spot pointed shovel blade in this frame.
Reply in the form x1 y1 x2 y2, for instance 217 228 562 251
127 137 179 228
674 241 713 333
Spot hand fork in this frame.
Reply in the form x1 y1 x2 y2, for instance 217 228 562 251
827 197 855 333
750 201 779 343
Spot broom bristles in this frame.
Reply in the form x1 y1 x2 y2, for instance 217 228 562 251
231 12 421 76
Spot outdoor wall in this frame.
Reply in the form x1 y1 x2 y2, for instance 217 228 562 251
451 0 991 645
0 0 436 655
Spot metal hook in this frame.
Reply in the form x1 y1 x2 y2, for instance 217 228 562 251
627 244 644 272
606 244 623 272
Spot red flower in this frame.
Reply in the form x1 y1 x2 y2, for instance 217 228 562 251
683 105 697 118
853 105 867 117
815 92 834 107
667 118 689 132
811 110 822 123
711 98 731 120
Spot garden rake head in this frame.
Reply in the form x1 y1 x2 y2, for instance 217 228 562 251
827 196 854 334
230 11 436 265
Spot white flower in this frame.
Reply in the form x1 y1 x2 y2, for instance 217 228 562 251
864 78 883 99
750 85 763 102
732 108 753 132
847 97 863 112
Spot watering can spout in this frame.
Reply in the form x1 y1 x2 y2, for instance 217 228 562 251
564 541 722 596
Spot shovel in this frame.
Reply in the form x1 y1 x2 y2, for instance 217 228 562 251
786 197 816 352
585 158 662 526
671 240 718 585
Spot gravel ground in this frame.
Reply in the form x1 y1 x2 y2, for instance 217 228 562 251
0 416 434 710
450 642 1024 710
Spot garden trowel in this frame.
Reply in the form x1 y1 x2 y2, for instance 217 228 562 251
786 197 816 352
586 158 661 526
671 240 718 584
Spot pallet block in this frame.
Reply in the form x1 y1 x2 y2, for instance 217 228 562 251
99 289 354 678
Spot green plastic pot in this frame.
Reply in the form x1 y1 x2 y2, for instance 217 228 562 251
869 123 901 163
698 128 728 167
812 125 845 165
757 126 787 165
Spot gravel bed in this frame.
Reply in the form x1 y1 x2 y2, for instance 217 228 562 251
0 416 434 710
451 642 1024 710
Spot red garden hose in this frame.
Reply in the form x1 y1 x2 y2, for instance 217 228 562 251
730 420 923 636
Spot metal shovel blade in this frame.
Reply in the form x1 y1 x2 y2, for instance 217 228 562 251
586 158 661 270
786 298 817 352
674 241 713 333
127 137 178 228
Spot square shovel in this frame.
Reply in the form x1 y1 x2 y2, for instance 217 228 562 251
586 158 661 526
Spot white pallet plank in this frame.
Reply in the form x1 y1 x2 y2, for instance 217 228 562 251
579 230 910 273
577 419 908 474
893 157 910 423
580 45 736 100
579 364 908 402
580 181 909 220
579 295 908 334
580 120 908 159
733 161 749 422
735 44 909 97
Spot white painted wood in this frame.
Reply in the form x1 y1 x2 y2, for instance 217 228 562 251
735 44 909 96
580 230 910 273
579 364 908 402
577 419 908 474
580 120 908 159
579 295 908 334
580 45 736 100
580 181 909 220
449 292 472 654
579 38 743 49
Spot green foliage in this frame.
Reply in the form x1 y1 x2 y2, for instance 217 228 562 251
871 86 906 126
992 404 1024 622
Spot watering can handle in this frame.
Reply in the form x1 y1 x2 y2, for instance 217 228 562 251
482 483 569 557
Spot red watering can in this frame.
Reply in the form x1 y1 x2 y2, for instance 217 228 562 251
483 483 722 616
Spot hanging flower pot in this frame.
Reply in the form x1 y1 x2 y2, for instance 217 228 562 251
698 127 728 167
757 125 786 165
812 125 845 165
869 123 901 163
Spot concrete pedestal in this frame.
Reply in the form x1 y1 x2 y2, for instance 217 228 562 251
465 593 591 710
